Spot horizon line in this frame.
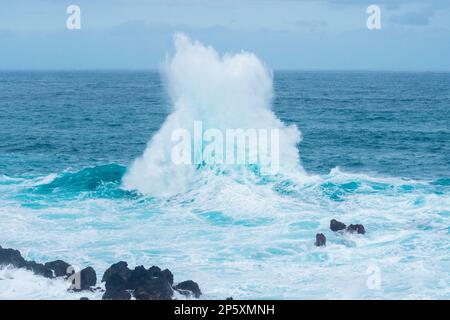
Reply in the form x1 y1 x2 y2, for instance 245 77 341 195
1 68 450 73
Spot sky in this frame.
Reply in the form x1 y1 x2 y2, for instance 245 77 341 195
0 0 449 70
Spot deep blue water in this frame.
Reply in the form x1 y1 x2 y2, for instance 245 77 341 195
0 71 449 299
1 71 449 179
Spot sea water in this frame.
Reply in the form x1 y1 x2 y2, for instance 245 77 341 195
0 35 449 299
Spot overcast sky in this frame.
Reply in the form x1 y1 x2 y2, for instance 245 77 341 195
1 0 449 70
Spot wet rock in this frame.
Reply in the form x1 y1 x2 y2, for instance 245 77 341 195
0 247 27 268
315 233 326 247
174 280 202 298
105 273 126 291
102 264 132 300
102 289 131 300
101 261 131 283
80 297 89 300
148 265 161 275
347 224 366 234
330 219 346 232
102 275 131 301
134 276 173 300
102 263 176 300
226 297 234 300
45 260 71 277
161 269 174 286
76 266 97 290
25 261 54 279
101 261 201 300
127 265 149 290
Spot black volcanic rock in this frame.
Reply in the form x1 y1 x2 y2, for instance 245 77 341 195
102 289 131 300
127 265 148 290
161 269 174 286
25 261 54 279
134 276 173 300
45 260 71 277
347 224 366 234
0 247 27 268
75 266 97 290
330 219 346 232
174 280 202 298
315 233 326 247
148 265 162 275
101 261 131 283
102 273 131 301
101 262 179 300
105 273 126 291
1 245 205 301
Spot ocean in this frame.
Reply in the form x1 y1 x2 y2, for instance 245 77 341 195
0 46 449 298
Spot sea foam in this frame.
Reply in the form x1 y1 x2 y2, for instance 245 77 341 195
123 34 304 196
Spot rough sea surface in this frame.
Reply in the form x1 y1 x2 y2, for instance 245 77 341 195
0 70 449 299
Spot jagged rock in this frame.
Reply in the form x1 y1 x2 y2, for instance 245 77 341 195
174 280 202 298
161 269 174 285
0 247 27 268
101 261 201 300
347 224 366 234
315 233 326 247
226 297 234 300
25 261 54 278
44 260 71 277
148 265 161 275
148 265 174 285
101 261 131 283
127 265 148 290
80 297 89 300
330 219 346 232
102 263 175 300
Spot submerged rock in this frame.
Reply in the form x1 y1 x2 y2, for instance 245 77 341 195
315 233 326 247
347 224 366 234
174 280 202 299
45 260 71 277
330 219 346 232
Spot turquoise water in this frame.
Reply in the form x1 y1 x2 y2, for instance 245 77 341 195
0 70 449 299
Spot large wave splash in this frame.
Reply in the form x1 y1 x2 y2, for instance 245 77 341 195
123 34 304 196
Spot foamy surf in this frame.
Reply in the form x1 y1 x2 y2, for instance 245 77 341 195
123 33 305 197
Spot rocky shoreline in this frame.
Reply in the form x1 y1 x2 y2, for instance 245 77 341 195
1 219 365 299
0 245 201 300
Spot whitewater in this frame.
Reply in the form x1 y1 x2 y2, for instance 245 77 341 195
0 35 449 299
